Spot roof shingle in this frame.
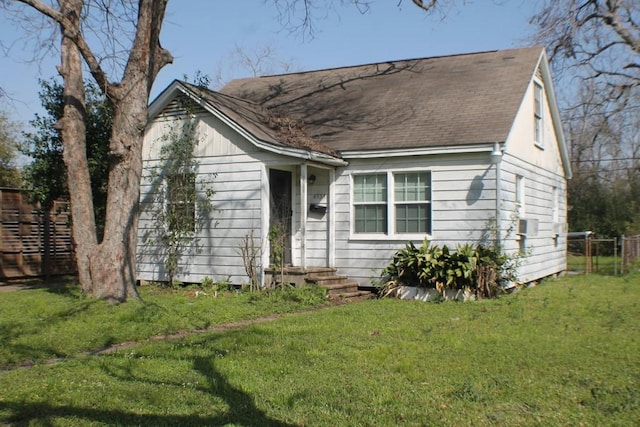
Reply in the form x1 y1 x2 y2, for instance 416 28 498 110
220 47 543 153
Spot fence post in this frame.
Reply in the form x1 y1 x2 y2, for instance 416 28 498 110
43 209 51 279
614 237 618 275
585 234 592 274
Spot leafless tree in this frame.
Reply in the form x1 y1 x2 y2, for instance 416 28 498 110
532 0 640 234
271 0 448 37
533 1 640 92
212 43 298 90
3 0 171 302
1 0 438 302
532 1 640 157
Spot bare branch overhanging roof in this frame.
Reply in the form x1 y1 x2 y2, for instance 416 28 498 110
179 82 339 156
220 46 546 153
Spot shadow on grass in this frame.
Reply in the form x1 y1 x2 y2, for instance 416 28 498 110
44 281 82 296
2 329 296 426
0 298 97 368
0 401 291 427
191 355 293 426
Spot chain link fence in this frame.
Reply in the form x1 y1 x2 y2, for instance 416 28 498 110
568 232 640 275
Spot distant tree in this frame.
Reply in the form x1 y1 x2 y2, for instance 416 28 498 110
0 111 22 188
532 0 640 100
212 43 298 89
21 79 111 237
532 0 640 235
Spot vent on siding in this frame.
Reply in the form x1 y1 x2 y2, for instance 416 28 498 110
535 66 543 80
160 95 207 118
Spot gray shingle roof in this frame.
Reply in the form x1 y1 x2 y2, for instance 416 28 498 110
220 46 544 153
180 82 339 156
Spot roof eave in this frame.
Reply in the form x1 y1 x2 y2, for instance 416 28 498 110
150 81 347 167
341 143 498 159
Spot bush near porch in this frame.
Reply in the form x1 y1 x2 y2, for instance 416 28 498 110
380 239 518 299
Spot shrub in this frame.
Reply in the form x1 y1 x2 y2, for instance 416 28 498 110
380 240 517 299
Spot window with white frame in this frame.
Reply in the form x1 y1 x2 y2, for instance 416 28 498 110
353 171 432 235
395 172 431 233
534 82 543 147
353 174 387 233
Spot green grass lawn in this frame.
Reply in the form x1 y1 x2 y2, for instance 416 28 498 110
1 275 639 426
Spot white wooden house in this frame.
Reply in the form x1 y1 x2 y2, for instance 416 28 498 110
137 46 571 287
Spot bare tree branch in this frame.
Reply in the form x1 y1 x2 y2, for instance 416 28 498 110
410 0 437 12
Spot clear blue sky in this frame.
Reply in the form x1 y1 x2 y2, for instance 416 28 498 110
0 0 538 126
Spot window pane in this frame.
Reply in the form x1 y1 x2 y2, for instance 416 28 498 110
395 172 430 202
534 83 543 145
396 204 430 234
394 172 431 234
354 174 386 203
355 205 386 233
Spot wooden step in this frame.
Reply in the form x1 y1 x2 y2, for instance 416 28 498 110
305 275 349 286
263 265 376 301
318 281 359 295
303 267 338 277
327 290 376 301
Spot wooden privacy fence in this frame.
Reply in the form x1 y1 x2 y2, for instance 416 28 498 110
0 188 75 279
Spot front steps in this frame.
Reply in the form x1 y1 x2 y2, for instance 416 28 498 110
264 266 375 301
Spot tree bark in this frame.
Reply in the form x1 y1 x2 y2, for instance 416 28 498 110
57 0 98 294
87 0 172 302
14 0 172 302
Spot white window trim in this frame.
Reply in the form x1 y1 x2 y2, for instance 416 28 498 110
349 169 433 241
534 80 544 150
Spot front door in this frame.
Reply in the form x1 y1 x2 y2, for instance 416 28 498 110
269 169 292 265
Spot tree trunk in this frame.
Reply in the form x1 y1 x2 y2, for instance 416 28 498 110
16 0 171 301
88 102 145 302
58 0 98 294
86 0 172 302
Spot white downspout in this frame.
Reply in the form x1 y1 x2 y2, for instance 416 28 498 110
328 168 336 267
490 142 503 249
300 163 308 270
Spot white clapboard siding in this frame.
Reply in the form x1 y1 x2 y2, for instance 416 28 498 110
332 154 499 285
499 149 568 283
138 106 270 285
305 166 330 267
